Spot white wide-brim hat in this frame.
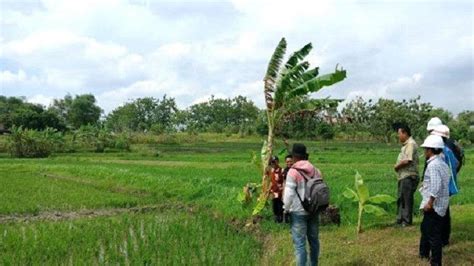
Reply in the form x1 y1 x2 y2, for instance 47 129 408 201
421 135 444 149
431 124 450 138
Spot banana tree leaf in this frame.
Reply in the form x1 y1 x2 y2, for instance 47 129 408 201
264 38 287 109
274 61 310 108
364 204 388 216
285 43 312 69
264 38 287 80
301 67 319 82
278 148 288 157
343 188 359 202
287 68 346 99
357 183 370 204
252 197 268 216
355 171 364 187
369 194 396 204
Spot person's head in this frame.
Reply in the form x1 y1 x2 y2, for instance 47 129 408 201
285 154 293 168
431 124 450 140
426 117 443 133
397 124 411 143
270 155 280 168
421 135 444 160
291 143 308 162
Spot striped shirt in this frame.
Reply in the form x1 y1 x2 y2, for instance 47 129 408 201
419 155 450 217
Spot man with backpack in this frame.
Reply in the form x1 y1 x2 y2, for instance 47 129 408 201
283 143 326 266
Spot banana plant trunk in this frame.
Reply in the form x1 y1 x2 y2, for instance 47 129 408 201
357 203 363 233
255 111 275 215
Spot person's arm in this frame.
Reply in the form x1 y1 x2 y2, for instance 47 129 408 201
394 143 414 171
423 196 435 212
283 171 297 212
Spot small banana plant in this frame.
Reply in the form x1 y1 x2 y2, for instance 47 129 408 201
343 172 396 233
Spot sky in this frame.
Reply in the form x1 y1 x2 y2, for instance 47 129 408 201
0 0 473 114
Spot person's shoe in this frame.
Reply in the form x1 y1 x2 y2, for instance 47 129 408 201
401 222 412 227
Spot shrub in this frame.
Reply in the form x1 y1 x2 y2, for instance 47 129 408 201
7 126 64 158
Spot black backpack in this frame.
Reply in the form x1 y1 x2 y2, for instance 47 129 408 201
294 169 330 215
445 138 464 173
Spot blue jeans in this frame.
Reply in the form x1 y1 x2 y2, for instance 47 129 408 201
290 212 320 266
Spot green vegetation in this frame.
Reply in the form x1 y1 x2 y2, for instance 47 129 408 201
0 135 472 264
0 211 260 265
343 172 396 233
2 93 473 144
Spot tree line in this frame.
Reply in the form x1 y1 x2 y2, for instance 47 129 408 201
1 94 473 144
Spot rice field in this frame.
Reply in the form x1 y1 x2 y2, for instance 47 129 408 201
0 136 472 265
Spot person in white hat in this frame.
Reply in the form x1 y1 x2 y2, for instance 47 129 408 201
426 117 443 132
430 124 462 247
419 135 450 266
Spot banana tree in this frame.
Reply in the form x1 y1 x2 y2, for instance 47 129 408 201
253 38 347 215
343 172 396 233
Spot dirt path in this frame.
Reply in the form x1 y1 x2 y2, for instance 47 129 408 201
0 204 189 224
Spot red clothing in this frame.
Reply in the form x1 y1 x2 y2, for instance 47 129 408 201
270 166 284 198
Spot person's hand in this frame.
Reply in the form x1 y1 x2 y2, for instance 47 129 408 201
423 203 433 213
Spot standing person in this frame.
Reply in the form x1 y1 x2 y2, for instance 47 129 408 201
394 124 419 226
430 124 462 247
282 154 294 223
283 154 294 181
283 143 322 266
269 156 284 223
419 135 450 266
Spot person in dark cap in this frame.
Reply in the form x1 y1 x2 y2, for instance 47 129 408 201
269 155 284 223
283 143 322 266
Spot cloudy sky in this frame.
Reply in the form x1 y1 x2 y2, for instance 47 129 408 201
0 0 472 114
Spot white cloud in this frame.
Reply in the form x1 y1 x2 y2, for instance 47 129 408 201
0 69 27 83
0 0 472 115
27 94 54 107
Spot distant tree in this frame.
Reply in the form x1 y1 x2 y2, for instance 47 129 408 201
184 96 259 133
448 110 474 143
105 95 178 132
0 96 65 130
341 96 453 142
50 94 101 129
68 94 102 129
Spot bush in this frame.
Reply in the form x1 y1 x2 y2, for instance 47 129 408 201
7 126 64 158
73 125 131 152
316 123 336 140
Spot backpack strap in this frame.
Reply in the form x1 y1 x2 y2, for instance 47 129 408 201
293 169 311 206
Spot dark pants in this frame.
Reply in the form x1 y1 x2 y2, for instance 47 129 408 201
272 198 284 223
420 211 444 266
397 177 419 224
441 207 451 246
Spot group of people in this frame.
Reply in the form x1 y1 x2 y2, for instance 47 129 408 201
395 117 463 266
267 117 463 266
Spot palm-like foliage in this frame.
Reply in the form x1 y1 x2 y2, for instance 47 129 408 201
254 38 347 215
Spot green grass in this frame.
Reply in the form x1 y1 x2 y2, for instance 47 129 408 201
0 211 261 265
0 136 472 264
